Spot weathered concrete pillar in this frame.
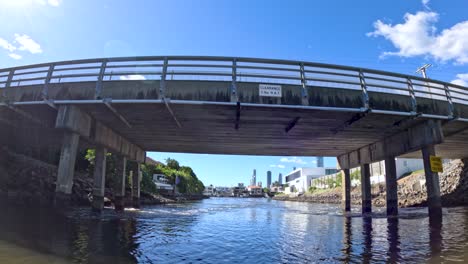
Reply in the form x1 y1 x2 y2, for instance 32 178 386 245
421 145 442 218
114 155 127 211
360 164 372 214
341 169 351 212
92 146 107 212
131 163 141 208
385 157 398 216
55 132 80 206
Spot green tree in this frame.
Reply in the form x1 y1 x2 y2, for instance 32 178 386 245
166 158 180 170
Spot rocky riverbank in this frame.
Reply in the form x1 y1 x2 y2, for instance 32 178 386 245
0 148 199 207
274 159 468 207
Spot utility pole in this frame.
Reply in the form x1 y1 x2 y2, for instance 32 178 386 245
416 64 432 79
416 64 432 99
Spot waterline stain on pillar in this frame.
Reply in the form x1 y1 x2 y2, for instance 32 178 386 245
341 169 351 212
385 157 398 216
92 147 107 212
54 132 80 207
132 163 141 208
114 155 127 211
422 145 442 218
360 164 372 215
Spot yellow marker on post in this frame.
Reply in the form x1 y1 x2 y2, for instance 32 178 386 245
430 156 443 173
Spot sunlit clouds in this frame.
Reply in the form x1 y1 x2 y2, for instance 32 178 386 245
451 74 468 87
367 11 468 64
0 34 42 60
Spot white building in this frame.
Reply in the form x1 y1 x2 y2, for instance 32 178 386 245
344 158 425 186
246 185 262 196
152 174 174 193
203 185 215 196
368 158 424 184
285 167 339 194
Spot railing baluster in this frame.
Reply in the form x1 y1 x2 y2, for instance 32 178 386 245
444 84 455 119
159 57 168 99
300 63 308 105
359 70 370 110
95 61 107 99
407 78 418 114
5 69 14 88
42 64 55 99
231 59 237 102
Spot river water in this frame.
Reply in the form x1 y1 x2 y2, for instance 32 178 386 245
0 198 467 263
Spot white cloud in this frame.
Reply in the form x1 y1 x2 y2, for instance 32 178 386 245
269 164 286 169
0 38 16 52
422 0 430 8
280 157 307 164
47 0 62 6
8 53 22 60
119 75 146 80
14 34 42 54
451 73 468 87
34 0 62 6
368 11 468 64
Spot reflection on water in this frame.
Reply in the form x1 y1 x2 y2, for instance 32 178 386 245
0 198 467 263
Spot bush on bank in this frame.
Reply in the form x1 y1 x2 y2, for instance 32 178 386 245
82 151 204 196
141 158 205 195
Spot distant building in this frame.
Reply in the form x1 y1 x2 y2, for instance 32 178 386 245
203 185 215 196
278 173 283 185
231 183 246 197
316 157 324 168
214 186 231 197
270 186 284 193
284 167 338 193
250 169 257 186
246 185 262 196
152 174 174 194
368 158 424 184
267 171 272 188
257 181 262 187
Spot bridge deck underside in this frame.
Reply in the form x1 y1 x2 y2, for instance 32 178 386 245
73 103 426 156
2 103 468 158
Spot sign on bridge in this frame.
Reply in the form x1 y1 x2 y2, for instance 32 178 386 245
430 156 443 173
259 84 282 97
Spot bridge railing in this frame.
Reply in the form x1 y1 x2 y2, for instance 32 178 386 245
0 56 467 111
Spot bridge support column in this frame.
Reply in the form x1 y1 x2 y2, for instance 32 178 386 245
55 132 80 207
385 157 398 216
114 155 126 211
92 146 107 212
341 168 351 212
361 164 372 215
131 163 141 208
422 145 442 218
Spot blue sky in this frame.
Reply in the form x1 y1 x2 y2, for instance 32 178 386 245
1 0 467 186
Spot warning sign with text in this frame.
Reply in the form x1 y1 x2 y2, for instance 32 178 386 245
259 84 282 97
430 156 443 173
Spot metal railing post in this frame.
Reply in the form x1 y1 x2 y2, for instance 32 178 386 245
407 78 418 114
5 69 14 88
42 64 55 99
95 60 107 99
300 63 308 105
359 70 370 110
159 57 168 99
444 84 455 119
230 59 238 102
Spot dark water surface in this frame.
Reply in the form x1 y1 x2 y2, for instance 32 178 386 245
0 198 467 263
